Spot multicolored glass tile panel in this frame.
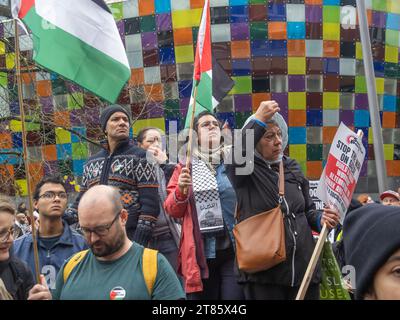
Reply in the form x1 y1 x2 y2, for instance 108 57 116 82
0 0 399 196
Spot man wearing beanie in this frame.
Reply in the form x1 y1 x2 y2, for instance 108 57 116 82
71 104 160 246
343 204 400 299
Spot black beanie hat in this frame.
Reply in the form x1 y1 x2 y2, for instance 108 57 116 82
343 203 400 299
100 104 131 133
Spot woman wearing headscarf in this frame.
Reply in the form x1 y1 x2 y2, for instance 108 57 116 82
226 100 340 300
164 111 244 300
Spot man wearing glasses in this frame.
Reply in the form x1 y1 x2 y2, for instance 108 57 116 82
28 185 185 300
13 176 87 291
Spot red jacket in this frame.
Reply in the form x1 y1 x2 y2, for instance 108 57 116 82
163 163 209 293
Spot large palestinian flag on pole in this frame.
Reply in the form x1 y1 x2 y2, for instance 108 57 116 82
12 0 130 103
185 0 234 128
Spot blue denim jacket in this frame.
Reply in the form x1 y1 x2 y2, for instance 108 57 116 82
203 164 237 259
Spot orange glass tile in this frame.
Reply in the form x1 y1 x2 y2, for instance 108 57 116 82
268 22 287 40
130 68 144 86
323 40 340 58
0 165 14 178
42 145 57 161
386 160 400 176
305 0 322 4
138 0 155 16
36 80 52 97
287 40 305 57
173 28 193 46
144 83 164 102
54 111 71 127
289 110 306 126
307 161 323 179
382 112 396 128
231 40 251 59
323 126 337 144
190 0 204 8
0 133 12 149
252 93 271 112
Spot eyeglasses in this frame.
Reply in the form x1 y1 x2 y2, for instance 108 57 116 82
38 191 68 200
80 210 121 238
263 130 283 142
0 226 15 243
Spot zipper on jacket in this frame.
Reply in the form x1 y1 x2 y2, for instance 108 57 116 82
47 249 51 258
283 197 297 287
100 153 113 184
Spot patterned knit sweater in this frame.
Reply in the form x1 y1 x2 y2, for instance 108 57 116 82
73 139 160 244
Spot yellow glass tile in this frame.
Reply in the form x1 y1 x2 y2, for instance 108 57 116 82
356 42 363 60
9 120 40 132
288 92 306 110
6 53 15 69
55 128 71 144
133 117 166 135
368 127 373 144
375 77 384 95
172 8 202 29
323 23 340 41
384 144 394 160
388 0 400 14
175 45 194 63
288 57 306 74
385 45 398 63
323 92 340 109
289 144 307 161
0 42 5 55
16 180 28 196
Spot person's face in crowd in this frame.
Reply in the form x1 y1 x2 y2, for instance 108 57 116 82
364 249 400 300
105 112 130 142
34 183 68 218
79 201 127 259
381 196 400 206
197 115 221 150
138 129 162 150
0 211 15 261
16 213 28 225
256 124 283 161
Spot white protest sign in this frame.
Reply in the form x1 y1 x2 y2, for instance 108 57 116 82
316 123 366 223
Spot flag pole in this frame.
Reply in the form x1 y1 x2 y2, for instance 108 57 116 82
14 19 41 284
296 130 364 300
183 80 200 195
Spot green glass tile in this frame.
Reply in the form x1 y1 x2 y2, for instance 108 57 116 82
192 27 199 45
384 62 399 78
109 2 123 21
140 15 156 33
298 161 307 175
67 93 84 110
372 0 387 11
59 160 73 176
230 76 252 94
397 97 400 112
355 76 367 93
165 99 180 117
385 29 399 47
323 6 340 23
0 72 7 86
307 144 323 161
72 142 88 160
249 0 265 4
250 22 267 40
52 79 67 95
235 112 253 129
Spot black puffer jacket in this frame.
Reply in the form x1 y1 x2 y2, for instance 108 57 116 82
226 120 322 286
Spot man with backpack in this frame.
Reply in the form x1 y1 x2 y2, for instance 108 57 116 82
28 185 185 300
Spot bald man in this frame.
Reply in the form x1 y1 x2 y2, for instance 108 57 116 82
28 185 185 300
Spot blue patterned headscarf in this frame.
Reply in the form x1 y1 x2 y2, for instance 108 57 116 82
243 113 288 164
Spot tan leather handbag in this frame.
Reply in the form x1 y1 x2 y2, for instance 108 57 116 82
233 161 286 273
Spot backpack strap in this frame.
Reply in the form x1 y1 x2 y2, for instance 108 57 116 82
63 250 89 283
142 248 158 297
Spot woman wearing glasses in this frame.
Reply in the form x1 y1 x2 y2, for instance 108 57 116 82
0 197 34 300
164 111 244 300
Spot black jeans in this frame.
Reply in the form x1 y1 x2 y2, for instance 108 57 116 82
243 282 320 300
148 233 179 273
188 247 245 300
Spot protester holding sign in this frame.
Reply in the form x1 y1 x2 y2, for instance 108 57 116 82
226 101 340 300
164 111 244 300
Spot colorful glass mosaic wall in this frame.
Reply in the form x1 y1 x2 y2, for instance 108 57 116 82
0 0 399 197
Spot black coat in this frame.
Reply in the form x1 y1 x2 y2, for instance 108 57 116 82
226 119 322 286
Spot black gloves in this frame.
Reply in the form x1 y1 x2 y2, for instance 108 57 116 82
133 216 156 246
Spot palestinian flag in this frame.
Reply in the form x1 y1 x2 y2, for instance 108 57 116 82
185 0 234 128
12 0 130 103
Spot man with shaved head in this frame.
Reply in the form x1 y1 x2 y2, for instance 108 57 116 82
28 185 185 300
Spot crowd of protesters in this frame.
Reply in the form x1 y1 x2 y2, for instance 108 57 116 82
1 102 400 301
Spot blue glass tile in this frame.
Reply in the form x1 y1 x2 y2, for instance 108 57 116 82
251 40 270 57
289 127 306 144
71 127 87 143
216 112 235 129
387 13 400 31
323 0 340 5
287 22 306 39
323 58 339 74
56 144 72 159
155 0 171 14
230 0 248 6
269 40 287 56
306 110 323 126
232 59 251 76
373 61 385 77
383 95 397 111
268 3 286 21
159 46 175 65
354 110 370 127
178 80 193 98
73 160 85 176
230 5 249 23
